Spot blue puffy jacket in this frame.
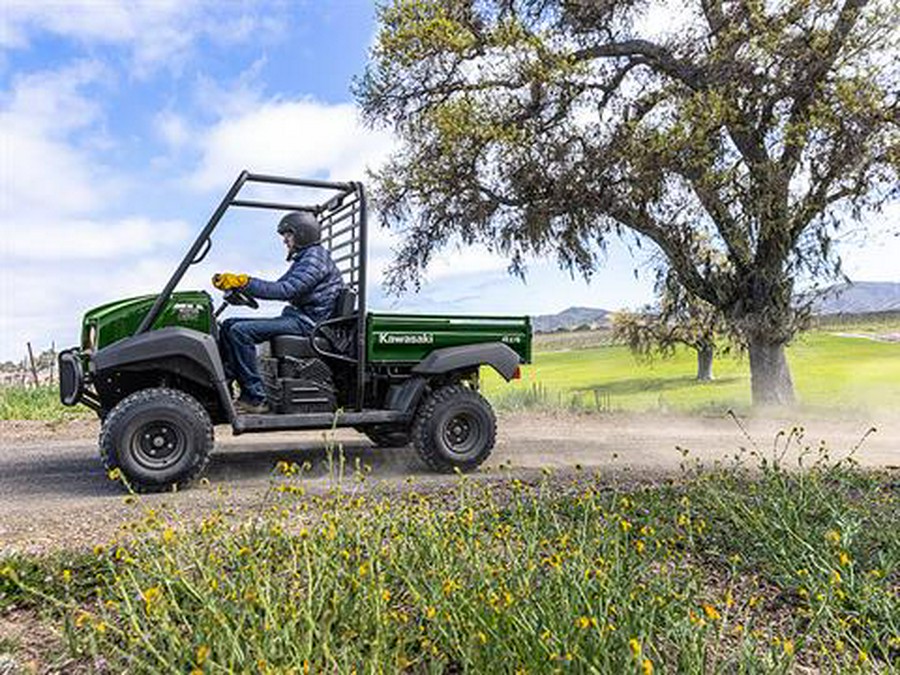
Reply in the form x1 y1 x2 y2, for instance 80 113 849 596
245 244 345 326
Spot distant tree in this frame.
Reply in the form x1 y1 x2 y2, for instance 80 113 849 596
613 270 730 381
357 0 900 405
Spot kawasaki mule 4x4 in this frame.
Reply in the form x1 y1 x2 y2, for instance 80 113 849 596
59 172 532 492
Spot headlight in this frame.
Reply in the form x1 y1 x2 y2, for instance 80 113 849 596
86 324 98 351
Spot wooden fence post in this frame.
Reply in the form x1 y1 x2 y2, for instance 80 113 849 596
27 342 39 387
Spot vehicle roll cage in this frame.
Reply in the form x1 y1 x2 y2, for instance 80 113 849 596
135 171 369 409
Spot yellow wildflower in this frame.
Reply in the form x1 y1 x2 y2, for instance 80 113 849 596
442 578 461 596
642 659 654 675
824 530 841 545
702 603 721 621
382 589 392 602
838 551 851 567
162 527 175 544
783 639 794 656
196 644 210 664
629 638 641 658
857 650 868 664
142 585 162 609
620 520 633 533
62 569 72 584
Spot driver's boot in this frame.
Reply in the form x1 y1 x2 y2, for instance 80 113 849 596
235 398 270 415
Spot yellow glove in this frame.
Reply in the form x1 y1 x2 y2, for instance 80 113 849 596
212 272 249 290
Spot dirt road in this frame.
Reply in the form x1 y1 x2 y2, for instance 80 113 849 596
1 411 897 552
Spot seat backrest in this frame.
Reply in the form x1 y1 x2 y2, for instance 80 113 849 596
333 287 357 318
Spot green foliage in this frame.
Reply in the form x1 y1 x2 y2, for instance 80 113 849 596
0 385 89 421
2 454 897 671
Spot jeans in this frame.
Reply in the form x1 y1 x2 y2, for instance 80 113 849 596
219 309 314 403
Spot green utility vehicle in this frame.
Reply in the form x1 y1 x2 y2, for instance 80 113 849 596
59 172 532 491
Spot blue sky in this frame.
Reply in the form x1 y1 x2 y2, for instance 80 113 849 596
1 1 897 363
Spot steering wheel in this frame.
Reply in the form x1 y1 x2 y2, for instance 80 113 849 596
223 288 259 310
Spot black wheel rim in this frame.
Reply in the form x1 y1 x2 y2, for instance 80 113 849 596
130 420 187 470
441 411 481 459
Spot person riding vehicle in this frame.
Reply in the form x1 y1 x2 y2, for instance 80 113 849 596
213 211 344 414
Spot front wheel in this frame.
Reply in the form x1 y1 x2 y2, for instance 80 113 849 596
99 388 213 492
412 385 496 473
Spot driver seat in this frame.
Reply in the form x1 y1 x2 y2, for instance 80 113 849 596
270 288 357 360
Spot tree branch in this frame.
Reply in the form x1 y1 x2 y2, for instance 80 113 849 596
779 0 870 179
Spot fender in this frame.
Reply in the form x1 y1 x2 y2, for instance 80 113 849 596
91 327 233 419
412 342 521 381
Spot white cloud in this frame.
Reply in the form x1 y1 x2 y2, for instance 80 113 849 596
0 1 288 75
0 61 194 359
155 110 191 150
4 217 190 260
0 61 113 218
189 98 396 191
839 203 900 281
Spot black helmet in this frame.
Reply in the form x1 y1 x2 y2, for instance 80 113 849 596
277 211 320 253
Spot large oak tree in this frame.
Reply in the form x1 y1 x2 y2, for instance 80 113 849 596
356 0 900 404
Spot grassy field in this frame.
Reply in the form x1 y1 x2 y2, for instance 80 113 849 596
2 325 897 421
484 327 900 415
1 451 897 672
0 384 85 421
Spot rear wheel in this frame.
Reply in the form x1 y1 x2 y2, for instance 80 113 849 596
412 384 496 473
100 388 213 492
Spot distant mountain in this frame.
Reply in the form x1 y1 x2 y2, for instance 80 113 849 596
531 282 900 332
531 306 611 333
809 281 900 315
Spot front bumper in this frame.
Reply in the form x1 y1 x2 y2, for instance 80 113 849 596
58 349 84 406
58 348 102 412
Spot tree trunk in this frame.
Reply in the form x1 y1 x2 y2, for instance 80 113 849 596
696 344 714 381
748 337 795 405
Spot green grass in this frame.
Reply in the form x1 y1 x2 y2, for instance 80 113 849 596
485 329 900 414
1 451 897 672
3 327 897 421
0 385 90 421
